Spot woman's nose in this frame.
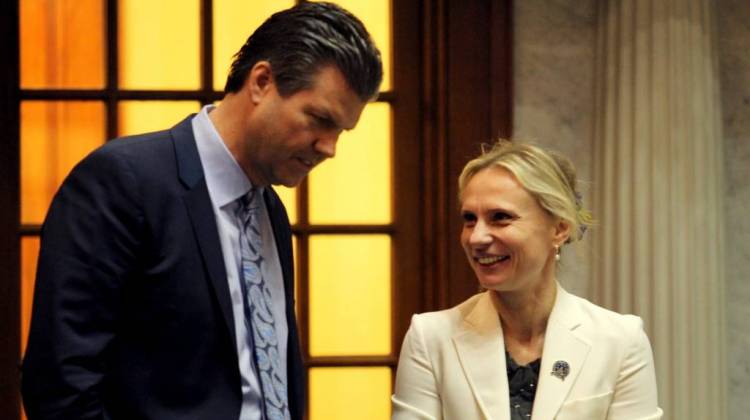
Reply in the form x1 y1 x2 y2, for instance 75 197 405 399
469 221 493 246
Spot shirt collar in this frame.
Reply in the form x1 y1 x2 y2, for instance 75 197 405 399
192 104 259 208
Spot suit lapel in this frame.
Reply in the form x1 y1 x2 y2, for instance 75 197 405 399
263 187 306 418
453 293 510 420
532 287 591 420
172 117 237 347
263 188 294 300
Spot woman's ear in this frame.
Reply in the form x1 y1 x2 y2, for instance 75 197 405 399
553 218 572 246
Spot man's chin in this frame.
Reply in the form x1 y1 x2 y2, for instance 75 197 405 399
269 166 313 188
277 182 300 188
273 175 306 188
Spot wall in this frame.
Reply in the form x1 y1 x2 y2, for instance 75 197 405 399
717 0 750 417
513 0 597 296
514 0 750 414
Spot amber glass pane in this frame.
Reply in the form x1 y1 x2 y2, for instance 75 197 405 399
309 103 391 224
314 0 391 91
20 0 105 89
20 237 40 355
309 367 391 420
118 101 201 136
309 235 390 356
21 101 106 224
119 0 200 89
274 186 297 224
213 0 295 91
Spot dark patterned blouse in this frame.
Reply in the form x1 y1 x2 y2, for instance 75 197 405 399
506 351 541 420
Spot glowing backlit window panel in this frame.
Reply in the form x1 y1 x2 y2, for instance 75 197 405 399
212 0 295 91
313 0 391 91
308 103 391 224
118 100 201 137
273 186 297 225
20 238 40 355
20 0 105 89
21 101 106 225
309 367 391 420
119 0 200 89
309 235 391 356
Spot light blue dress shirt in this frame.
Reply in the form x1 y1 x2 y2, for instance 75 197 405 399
192 105 289 420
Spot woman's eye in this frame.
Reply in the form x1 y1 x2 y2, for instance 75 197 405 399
462 212 476 224
492 212 511 222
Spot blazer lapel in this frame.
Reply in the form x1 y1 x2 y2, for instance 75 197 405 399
453 293 510 420
532 287 591 420
172 117 237 347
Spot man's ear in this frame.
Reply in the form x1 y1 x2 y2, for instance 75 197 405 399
245 61 274 104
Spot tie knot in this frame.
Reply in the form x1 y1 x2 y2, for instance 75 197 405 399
238 189 260 219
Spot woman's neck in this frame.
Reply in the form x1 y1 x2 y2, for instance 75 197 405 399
493 278 557 364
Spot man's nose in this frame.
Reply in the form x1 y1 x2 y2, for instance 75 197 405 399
314 131 339 159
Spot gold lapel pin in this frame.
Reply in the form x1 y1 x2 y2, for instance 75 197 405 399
551 360 570 381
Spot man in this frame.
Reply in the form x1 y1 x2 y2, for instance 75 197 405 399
21 2 382 419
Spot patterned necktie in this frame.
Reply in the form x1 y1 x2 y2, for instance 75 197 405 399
236 189 290 420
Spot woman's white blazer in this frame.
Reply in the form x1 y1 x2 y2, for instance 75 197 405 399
392 286 663 420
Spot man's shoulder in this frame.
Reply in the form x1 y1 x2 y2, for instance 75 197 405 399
61 122 194 204
83 119 196 180
97 128 174 161
91 115 195 164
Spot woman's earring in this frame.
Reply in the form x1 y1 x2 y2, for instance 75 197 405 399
554 245 561 261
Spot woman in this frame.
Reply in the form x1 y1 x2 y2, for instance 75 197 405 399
392 141 662 420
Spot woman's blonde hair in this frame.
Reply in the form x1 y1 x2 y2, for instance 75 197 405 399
458 140 593 244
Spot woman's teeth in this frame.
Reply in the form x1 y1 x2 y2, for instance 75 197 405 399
477 255 509 265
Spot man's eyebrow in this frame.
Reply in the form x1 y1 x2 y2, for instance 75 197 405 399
309 106 348 130
306 106 336 123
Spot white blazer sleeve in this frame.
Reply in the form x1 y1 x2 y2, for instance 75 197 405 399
392 315 442 420
607 316 663 420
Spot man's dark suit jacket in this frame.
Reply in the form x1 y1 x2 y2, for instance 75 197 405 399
21 116 306 420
